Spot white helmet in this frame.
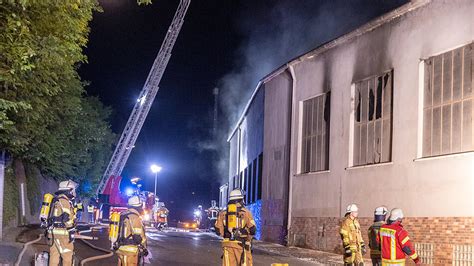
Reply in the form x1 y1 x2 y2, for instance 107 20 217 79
374 206 388 216
345 203 359 214
229 189 244 201
128 195 142 207
389 208 404 221
58 180 78 191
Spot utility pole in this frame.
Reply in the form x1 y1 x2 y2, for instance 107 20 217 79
0 150 5 241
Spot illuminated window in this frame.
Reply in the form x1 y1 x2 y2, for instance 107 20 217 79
301 92 331 173
423 43 473 157
352 71 393 166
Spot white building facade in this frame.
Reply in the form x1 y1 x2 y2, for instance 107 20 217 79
281 1 473 264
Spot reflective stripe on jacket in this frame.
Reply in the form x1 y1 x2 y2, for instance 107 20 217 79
340 216 364 249
380 221 418 264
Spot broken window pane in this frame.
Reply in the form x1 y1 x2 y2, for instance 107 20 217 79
369 79 375 121
353 70 393 166
443 52 452 103
324 92 331 123
356 86 361 122
376 76 383 119
383 73 392 117
361 81 368 122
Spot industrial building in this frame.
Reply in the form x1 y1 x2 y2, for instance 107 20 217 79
220 0 473 263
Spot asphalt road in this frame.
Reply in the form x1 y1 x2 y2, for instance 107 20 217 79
73 226 319 266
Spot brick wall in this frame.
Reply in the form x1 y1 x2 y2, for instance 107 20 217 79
289 216 474 264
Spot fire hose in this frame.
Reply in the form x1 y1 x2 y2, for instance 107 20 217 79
13 226 108 266
14 233 44 266
77 225 114 266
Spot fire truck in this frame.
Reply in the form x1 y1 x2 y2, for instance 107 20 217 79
95 0 191 221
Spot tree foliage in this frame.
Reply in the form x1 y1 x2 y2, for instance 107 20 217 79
0 1 115 195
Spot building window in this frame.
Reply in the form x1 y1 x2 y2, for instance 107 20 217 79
301 92 331 173
423 43 473 157
352 70 393 166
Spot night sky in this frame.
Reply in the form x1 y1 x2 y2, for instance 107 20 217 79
79 0 407 220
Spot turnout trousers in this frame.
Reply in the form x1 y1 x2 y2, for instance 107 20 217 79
117 246 139 266
222 245 252 266
49 235 73 266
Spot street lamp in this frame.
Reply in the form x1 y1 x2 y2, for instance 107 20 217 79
150 164 162 196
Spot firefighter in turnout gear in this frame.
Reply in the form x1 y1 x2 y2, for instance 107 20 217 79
368 206 388 266
47 180 78 266
340 203 366 266
380 208 420 265
215 189 256 266
115 195 148 266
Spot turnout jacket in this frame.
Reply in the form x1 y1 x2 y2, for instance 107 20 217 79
380 221 419 264
118 208 147 253
340 216 364 250
215 203 256 249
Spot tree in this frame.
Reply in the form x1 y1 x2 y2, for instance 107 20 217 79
0 1 118 208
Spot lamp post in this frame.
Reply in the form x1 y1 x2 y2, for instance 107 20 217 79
150 164 162 196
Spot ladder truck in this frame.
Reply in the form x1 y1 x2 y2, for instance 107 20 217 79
95 0 191 221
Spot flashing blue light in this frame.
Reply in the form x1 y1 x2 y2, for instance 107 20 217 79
125 187 134 196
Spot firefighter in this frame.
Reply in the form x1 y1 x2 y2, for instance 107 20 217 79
368 206 388 266
215 189 256 266
115 195 148 266
380 208 420 265
340 203 366 266
207 200 219 230
87 203 95 224
75 199 83 223
155 202 169 230
48 180 78 266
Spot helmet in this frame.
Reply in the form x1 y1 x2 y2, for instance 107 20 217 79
345 203 358 214
229 189 244 201
58 180 77 198
58 180 78 191
389 208 404 221
128 195 142 207
374 206 388 216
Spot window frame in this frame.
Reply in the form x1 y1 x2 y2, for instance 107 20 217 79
419 42 473 158
349 69 394 167
299 91 331 174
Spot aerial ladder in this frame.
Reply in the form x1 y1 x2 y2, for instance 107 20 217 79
95 0 191 220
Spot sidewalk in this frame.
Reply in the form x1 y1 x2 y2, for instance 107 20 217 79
253 241 372 265
0 225 40 266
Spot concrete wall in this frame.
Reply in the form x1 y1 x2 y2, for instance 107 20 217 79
289 0 474 220
261 71 292 243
